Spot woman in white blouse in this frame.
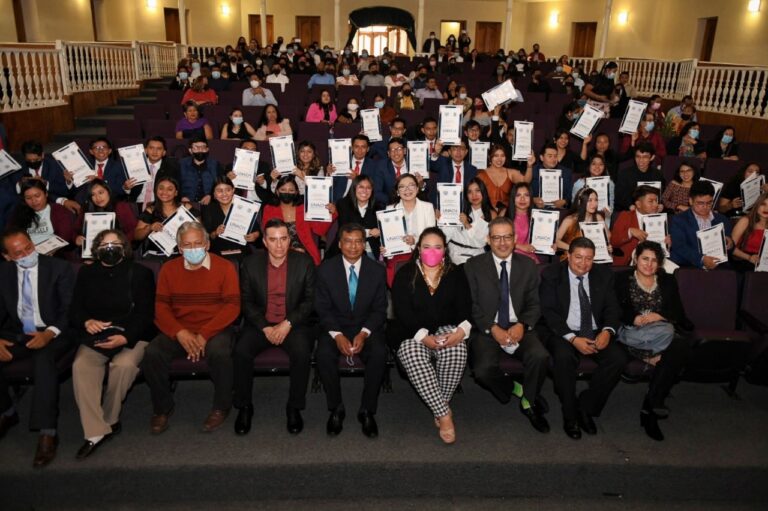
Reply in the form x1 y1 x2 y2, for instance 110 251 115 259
440 177 493 265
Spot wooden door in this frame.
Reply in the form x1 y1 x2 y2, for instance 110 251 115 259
475 22 502 54
571 22 597 58
296 16 321 46
700 17 717 62
164 8 181 44
249 14 275 46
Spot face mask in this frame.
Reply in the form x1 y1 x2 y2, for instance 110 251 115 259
645 121 655 132
606 72 616 80
382 59 389 65
211 71 221 79
179 72 188 80
342 69 350 76
255 59 262 66
430 35 435 40
347 103 359 112
556 66 563 72
497 68 504 75
572 112 582 121
722 134 733 144
420 247 445 267
250 80 260 88
430 61 436 66
192 152 208 162
26 160 43 170
516 63 524 72
577 99 588 107
192 62 200 69
287 49 294 55
232 117 244 125
374 100 385 109
459 93 467 99
361 52 368 58
279 192 298 204
402 89 411 96
272 68 280 75
15 251 39 269
455 56 464 63
96 246 124 266
572 72 580 79
688 129 699 139
208 60 214 66
419 72 426 78
506 57 513 64
182 247 206 266
344 50 350 56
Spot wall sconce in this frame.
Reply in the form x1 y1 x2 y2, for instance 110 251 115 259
146 0 157 8
221 3 231 16
748 0 761 12
617 11 629 25
549 12 559 27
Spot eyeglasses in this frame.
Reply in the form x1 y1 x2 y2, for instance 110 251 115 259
693 200 714 207
91 145 109 151
397 184 418 191
490 235 514 242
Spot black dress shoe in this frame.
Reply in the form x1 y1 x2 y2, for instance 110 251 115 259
76 438 106 460
286 407 303 435
357 411 378 438
519 403 550 433
577 409 597 435
641 410 664 441
234 405 254 436
563 420 582 440
0 412 20 440
326 409 345 436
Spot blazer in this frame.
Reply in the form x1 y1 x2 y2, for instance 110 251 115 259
393 199 436 238
538 261 622 339
613 269 693 330
372 159 401 205
430 156 478 188
610 210 641 267
240 250 316 331
464 252 541 334
315 254 388 338
0 256 75 337
669 208 733 268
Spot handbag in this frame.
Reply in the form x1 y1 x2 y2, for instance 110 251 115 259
618 320 675 358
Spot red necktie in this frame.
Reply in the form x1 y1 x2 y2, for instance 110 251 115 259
395 165 402 178
97 163 104 179
354 160 361 175
430 142 435 154
455 165 462 183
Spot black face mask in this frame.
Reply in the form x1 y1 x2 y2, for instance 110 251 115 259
26 160 43 170
402 90 412 96
681 114 692 121
279 192 298 204
192 152 208 162
96 246 124 266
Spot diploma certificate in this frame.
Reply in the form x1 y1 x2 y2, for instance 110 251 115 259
0 149 22 179
585 176 611 212
640 213 670 256
269 135 296 175
361 109 383 142
117 144 151 185
619 100 648 134
82 212 116 259
481 80 518 110
469 141 490 169
696 222 728 265
438 104 463 145
52 142 95 187
407 141 430 178
232 148 259 190
328 138 352 176
436 183 463 227
34 235 68 256
741 174 765 212
512 121 534 161
529 209 559 255
579 222 612 263
756 235 768 272
699 177 723 205
539 168 563 204
637 180 662 190
220 195 261 245
570 104 603 139
376 208 411 257
148 207 197 257
304 176 333 222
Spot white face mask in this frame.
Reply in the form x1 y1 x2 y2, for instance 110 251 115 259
347 103 359 112
250 80 260 88
459 93 467 99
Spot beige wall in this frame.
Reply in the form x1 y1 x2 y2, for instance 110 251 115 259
0 0 17 41
34 0 95 41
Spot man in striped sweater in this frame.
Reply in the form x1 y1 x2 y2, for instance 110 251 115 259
141 222 241 434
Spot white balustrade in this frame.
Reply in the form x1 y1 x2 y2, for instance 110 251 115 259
0 45 68 112
692 64 768 119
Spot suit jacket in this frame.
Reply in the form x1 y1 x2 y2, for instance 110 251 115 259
85 158 127 199
669 208 733 268
538 261 621 339
610 211 641 266
315 254 387 338
372 159 400 205
0 256 75 337
531 163 574 206
430 156 478 187
240 250 316 331
464 252 541 334
14 156 71 202
128 157 181 202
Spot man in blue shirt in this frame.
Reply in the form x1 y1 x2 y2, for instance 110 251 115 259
307 61 336 89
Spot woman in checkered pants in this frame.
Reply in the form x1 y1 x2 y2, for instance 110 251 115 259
391 227 473 444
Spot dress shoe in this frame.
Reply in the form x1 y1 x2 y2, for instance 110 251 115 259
519 402 550 433
641 410 664 441
436 411 455 445
33 434 58 468
577 409 597 435
202 409 229 432
76 435 111 461
286 407 303 435
563 420 582 440
326 409 345 436
150 407 174 435
234 405 254 436
0 412 20 440
357 411 378 438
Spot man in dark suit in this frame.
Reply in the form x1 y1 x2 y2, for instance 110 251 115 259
614 142 664 212
315 223 388 438
372 137 407 205
81 137 127 200
464 217 551 433
124 136 180 209
330 135 376 202
0 228 75 467
370 118 408 161
539 236 629 439
429 137 478 205
233 219 316 436
14 140 79 214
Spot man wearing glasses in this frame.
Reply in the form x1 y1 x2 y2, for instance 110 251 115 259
372 138 426 205
464 217 551 433
65 138 127 201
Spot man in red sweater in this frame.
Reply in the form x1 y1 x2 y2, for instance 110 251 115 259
141 221 240 434
611 186 670 266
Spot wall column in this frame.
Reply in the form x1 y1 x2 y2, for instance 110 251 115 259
178 0 188 45
260 0 268 47
20 0 42 42
598 0 613 57
504 0 514 52
334 0 341 49
416 0 425 53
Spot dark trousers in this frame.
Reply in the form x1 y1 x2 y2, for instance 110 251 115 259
646 335 690 408
233 325 313 410
141 329 234 414
470 330 549 404
548 336 630 422
315 331 388 414
0 337 69 430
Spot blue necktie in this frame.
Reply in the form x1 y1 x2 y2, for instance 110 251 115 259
577 276 593 338
21 269 37 334
348 265 358 308
498 261 510 329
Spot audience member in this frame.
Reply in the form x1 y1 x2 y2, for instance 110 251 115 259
242 73 278 107
305 90 337 125
706 126 739 160
175 102 214 140
179 137 223 206
614 142 664 212
661 163 699 213
253 104 292 140
10 179 75 249
441 177 493 265
220 107 258 140
611 186 668 267
201 176 260 260
730 191 768 271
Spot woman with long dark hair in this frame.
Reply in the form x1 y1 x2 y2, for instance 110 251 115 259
202 176 261 260
133 176 199 258
325 175 382 260
731 191 768 271
74 179 138 252
505 182 540 263
10 179 75 250
555 187 611 259
220 107 258 140
442 177 492 265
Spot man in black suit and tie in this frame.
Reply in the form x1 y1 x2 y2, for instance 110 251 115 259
464 217 551 433
315 223 388 438
124 136 180 209
0 228 75 467
233 219 316 436
538 237 629 439
329 135 376 202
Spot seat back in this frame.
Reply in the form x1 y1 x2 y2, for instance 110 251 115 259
676 268 739 330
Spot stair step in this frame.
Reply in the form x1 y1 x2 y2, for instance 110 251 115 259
98 105 135 115
117 96 158 105
76 114 135 128
53 127 107 142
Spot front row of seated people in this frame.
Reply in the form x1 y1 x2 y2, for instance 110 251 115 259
1 210 722 468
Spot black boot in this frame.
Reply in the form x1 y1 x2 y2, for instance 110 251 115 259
641 400 664 441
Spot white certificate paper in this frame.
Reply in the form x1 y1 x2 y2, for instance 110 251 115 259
696 222 727 265
438 104 463 145
232 148 259 191
469 141 490 169
481 80 518 111
619 100 648 134
529 209 559 255
269 135 296 175
699 177 723 206
436 183 463 227
539 168 563 204
148 207 197 257
741 174 765 211
512 121 534 161
82 212 116 259
0 149 22 179
407 141 430 178
220 195 261 245
376 208 411 257
34 235 68 255
756 235 768 272
585 176 611 212
52 142 95 187
328 138 352 176
579 222 612 263
361 108 383 142
304 176 333 222
570 104 603 140
117 144 151 185
640 213 670 257
637 180 662 191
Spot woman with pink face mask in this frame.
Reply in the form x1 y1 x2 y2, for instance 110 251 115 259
391 227 472 444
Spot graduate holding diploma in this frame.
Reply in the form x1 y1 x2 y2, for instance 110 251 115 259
304 176 334 222
204 176 261 259
619 100 648 135
117 144 151 185
361 108 383 142
231 148 260 191
270 135 297 175
0 149 22 179
570 104 603 140
529 209 559 255
52 141 95 188
438 105 463 146
730 191 768 272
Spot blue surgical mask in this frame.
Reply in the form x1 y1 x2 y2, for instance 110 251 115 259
16 251 39 269
606 72 616 80
374 100 385 108
232 117 244 125
342 69 350 76
721 134 733 144
179 72 188 80
556 66 563 72
211 71 221 79
572 112 582 121
688 129 699 140
572 72 580 79
577 99 587 107
182 247 207 265
645 121 655 132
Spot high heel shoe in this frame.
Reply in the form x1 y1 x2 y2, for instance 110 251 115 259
435 411 455 444
640 409 664 441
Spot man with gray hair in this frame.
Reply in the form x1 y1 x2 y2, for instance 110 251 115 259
141 222 241 434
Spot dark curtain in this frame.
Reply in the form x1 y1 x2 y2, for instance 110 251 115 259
344 7 418 52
